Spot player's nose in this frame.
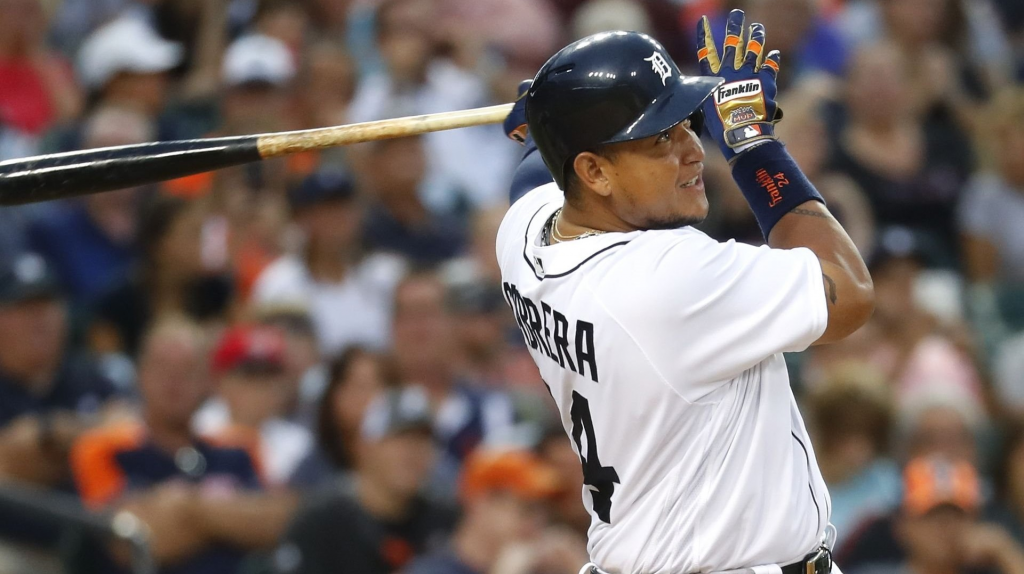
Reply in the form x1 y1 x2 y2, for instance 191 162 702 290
679 122 705 165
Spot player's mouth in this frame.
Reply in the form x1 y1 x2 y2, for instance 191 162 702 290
678 168 704 191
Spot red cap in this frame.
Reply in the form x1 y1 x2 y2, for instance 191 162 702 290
460 449 561 502
212 324 287 375
903 456 981 516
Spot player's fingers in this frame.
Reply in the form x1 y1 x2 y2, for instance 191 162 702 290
743 23 765 70
696 16 720 75
722 9 745 71
762 49 781 79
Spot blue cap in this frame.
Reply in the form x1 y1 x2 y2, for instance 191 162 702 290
0 252 61 306
288 169 356 211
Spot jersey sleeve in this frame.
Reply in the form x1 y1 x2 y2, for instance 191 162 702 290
601 233 828 402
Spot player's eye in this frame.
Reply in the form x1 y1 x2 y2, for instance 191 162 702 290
656 130 671 143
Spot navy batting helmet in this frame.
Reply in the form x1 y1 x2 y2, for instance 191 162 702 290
526 31 723 191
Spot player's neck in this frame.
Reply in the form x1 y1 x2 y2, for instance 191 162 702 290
558 201 636 237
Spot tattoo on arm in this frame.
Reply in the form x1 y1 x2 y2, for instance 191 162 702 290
791 208 830 219
822 273 838 305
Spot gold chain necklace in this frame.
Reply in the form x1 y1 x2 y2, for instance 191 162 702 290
550 208 607 243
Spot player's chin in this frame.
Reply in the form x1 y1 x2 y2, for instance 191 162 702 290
643 203 708 230
646 190 709 230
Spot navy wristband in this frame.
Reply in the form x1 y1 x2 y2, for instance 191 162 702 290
730 141 824 240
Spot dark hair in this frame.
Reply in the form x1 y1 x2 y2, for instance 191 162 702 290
807 371 894 455
315 348 397 469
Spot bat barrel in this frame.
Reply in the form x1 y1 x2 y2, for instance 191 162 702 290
0 136 261 206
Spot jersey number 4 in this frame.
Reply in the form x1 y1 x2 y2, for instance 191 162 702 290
570 390 620 524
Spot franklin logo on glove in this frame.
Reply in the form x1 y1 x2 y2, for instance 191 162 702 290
715 80 762 104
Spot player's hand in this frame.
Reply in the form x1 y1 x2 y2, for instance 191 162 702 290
504 79 532 145
696 9 782 163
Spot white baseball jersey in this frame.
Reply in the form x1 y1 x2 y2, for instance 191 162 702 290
496 184 832 574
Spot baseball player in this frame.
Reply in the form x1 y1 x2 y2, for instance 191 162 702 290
496 10 873 574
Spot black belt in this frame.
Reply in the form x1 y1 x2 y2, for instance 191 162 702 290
781 545 833 574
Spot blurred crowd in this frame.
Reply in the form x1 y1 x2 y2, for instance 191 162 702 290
0 0 1023 573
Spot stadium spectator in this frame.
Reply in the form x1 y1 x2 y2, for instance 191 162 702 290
739 0 849 83
0 251 126 485
445 277 514 388
862 228 984 412
844 457 1024 574
74 16 183 137
88 194 235 359
251 0 310 55
348 0 518 210
297 38 357 131
274 386 457 574
985 419 1024 546
838 0 1012 114
959 87 1024 369
361 136 468 265
70 317 262 572
0 0 82 142
219 33 295 139
830 42 974 267
960 88 1024 286
806 366 901 539
26 105 153 307
899 388 985 468
288 348 393 489
536 426 591 537
253 169 407 355
193 324 314 487
405 448 588 574
253 303 326 428
389 271 518 498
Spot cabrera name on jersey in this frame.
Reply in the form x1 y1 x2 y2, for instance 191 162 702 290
496 183 833 574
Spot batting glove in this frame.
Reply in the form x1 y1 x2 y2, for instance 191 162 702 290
504 79 532 145
697 9 783 163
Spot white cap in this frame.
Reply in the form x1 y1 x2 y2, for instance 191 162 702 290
77 17 184 90
222 34 296 88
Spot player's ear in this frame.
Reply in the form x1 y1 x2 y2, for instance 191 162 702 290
573 152 613 198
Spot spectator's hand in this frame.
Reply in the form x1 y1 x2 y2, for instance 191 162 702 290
491 542 537 574
117 482 208 565
697 9 782 163
0 416 66 483
962 523 1024 574
504 80 532 145
532 526 590 574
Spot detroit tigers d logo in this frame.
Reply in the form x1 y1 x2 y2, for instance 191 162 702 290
644 51 672 85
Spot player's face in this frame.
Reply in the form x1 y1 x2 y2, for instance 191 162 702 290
602 120 708 230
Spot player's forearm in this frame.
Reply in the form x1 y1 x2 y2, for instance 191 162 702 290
728 142 873 343
768 200 874 343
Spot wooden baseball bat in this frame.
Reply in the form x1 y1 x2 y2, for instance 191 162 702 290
0 103 515 206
